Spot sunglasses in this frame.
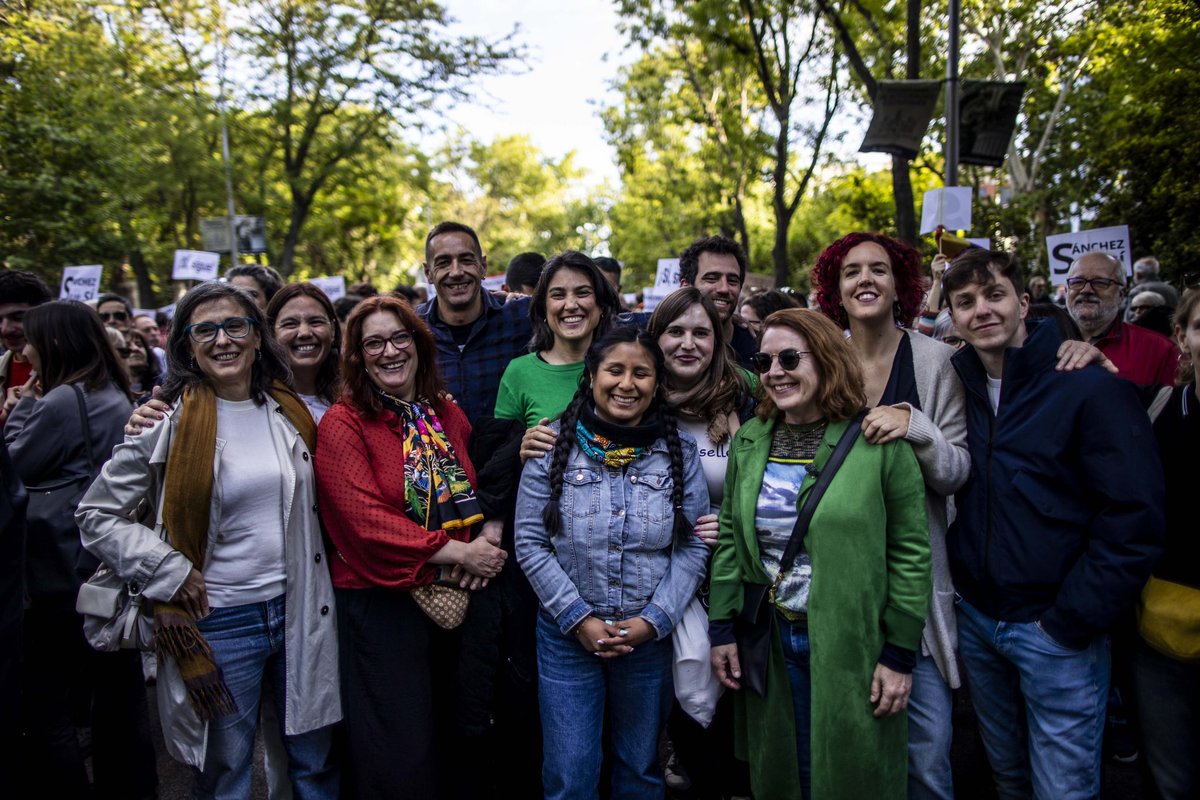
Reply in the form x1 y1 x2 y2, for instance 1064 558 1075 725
99 311 129 322
750 348 811 374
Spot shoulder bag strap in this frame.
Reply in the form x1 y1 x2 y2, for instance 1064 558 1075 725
778 407 867 573
72 383 97 477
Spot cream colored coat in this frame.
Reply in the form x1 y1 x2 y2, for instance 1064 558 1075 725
76 397 341 767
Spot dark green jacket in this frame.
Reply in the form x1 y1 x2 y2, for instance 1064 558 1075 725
709 415 931 799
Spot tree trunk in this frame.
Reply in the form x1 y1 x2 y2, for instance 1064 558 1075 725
772 131 791 287
892 0 921 244
118 215 155 307
278 196 310 278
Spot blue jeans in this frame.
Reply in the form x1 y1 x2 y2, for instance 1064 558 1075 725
536 613 672 800
776 616 811 800
956 599 1109 800
907 650 954 800
194 594 338 800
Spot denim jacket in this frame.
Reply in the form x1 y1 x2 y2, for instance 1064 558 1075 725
515 423 710 639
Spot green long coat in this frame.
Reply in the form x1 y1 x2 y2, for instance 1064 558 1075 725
709 416 931 800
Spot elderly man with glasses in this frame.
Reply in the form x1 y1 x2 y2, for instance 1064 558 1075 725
1065 252 1178 386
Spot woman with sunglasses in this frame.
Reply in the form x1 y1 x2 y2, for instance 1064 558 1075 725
77 282 342 799
708 308 931 800
809 232 969 800
314 295 506 800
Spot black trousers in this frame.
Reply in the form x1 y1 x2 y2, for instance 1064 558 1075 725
335 587 464 800
21 602 157 798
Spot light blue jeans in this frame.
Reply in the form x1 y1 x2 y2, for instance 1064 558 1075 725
194 594 338 800
907 650 954 800
536 613 673 800
956 599 1109 800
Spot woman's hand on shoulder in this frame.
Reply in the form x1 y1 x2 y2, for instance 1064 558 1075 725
711 643 742 691
693 514 720 548
520 418 557 462
125 394 170 436
861 404 911 445
870 662 912 718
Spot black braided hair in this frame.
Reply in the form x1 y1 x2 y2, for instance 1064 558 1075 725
542 390 590 538
540 325 675 539
660 406 691 543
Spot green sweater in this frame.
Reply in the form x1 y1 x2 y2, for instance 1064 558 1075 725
710 415 931 800
493 353 585 426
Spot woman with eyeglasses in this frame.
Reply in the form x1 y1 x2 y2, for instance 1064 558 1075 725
708 309 931 800
314 295 506 800
77 282 342 799
4 300 156 798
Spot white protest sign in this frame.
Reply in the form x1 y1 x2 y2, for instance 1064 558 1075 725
60 265 103 301
1045 225 1131 283
309 276 347 301
172 250 221 281
967 238 991 249
481 274 507 293
654 258 681 289
642 286 673 313
920 187 973 235
623 292 638 307
158 303 176 320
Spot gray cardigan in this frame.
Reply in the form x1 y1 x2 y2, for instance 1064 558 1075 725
897 331 970 687
4 381 131 488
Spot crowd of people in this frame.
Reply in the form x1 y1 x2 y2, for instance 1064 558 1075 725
0 221 1195 800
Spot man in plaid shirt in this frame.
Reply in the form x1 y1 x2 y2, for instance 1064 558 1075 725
417 221 533 421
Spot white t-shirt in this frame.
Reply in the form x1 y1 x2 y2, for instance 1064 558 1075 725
203 397 287 608
678 414 734 513
987 376 1003 414
298 392 331 424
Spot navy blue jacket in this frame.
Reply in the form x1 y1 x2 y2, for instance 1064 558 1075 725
949 320 1165 649
418 291 532 422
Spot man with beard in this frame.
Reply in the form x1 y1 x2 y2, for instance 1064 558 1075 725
1065 252 1177 386
417 221 532 422
678 235 756 368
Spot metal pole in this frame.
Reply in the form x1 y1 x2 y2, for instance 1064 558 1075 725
217 11 239 268
946 0 961 187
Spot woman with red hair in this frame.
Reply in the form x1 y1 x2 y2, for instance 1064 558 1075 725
314 295 507 799
810 232 969 800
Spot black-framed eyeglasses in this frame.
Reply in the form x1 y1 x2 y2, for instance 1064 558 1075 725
99 311 129 322
1184 272 1199 289
750 348 811 374
362 330 413 356
1065 276 1122 292
115 347 131 358
184 316 255 344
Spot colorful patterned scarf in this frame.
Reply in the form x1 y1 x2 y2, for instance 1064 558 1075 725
378 391 483 531
574 400 663 468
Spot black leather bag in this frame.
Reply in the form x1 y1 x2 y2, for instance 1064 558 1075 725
734 410 866 697
24 385 99 600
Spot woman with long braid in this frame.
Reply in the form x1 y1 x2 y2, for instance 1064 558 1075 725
514 326 710 800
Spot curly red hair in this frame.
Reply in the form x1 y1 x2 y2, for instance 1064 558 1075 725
810 232 926 330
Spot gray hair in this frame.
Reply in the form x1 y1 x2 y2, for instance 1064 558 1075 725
1134 256 1160 279
1130 290 1165 308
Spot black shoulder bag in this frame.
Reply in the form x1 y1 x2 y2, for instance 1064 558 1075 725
734 409 867 697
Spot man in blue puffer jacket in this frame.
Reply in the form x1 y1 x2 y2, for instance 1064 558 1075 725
942 248 1165 800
